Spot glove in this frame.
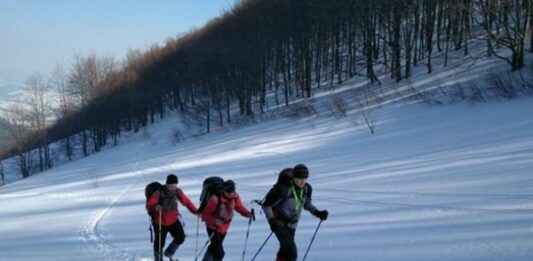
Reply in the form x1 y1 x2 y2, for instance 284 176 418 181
155 205 163 212
314 209 328 221
269 219 284 231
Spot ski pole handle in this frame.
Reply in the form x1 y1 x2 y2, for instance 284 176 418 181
250 208 255 222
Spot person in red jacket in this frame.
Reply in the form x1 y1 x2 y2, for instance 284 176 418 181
200 179 254 261
146 174 198 261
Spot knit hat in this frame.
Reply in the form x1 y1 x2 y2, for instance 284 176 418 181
224 180 235 193
166 174 178 184
293 164 309 178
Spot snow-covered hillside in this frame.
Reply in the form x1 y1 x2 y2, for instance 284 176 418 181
1 90 532 260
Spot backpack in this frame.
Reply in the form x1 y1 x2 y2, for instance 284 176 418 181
254 168 294 208
214 194 236 225
275 168 293 187
145 181 164 219
198 176 225 214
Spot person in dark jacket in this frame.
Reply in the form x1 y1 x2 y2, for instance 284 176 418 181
262 164 328 261
200 180 253 261
146 174 198 261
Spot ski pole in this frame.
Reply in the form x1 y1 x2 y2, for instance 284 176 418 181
250 231 273 261
302 220 323 261
158 209 162 260
241 208 255 261
149 216 154 243
195 215 200 255
194 228 217 261
149 225 154 243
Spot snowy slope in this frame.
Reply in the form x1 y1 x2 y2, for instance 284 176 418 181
1 93 532 260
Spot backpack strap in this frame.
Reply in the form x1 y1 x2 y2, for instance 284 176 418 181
158 188 180 209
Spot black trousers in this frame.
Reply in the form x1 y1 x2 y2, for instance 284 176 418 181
273 226 297 261
153 220 185 253
206 228 227 260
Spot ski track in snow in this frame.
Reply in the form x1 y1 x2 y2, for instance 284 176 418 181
81 162 143 261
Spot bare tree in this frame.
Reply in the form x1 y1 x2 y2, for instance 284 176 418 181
25 73 53 171
50 64 74 161
68 54 118 154
5 104 33 178
479 0 530 70
68 54 118 105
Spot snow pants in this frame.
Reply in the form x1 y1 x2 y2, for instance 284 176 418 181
205 228 227 260
273 226 297 261
152 220 185 254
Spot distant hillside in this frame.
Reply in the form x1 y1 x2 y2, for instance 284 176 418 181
0 80 24 99
0 85 24 119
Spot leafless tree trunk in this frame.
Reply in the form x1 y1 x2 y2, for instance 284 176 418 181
425 0 437 73
529 0 533 52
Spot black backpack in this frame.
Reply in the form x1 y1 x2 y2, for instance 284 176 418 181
145 181 164 219
198 176 225 214
254 168 293 208
275 168 293 187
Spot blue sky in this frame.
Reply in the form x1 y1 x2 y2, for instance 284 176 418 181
0 0 238 91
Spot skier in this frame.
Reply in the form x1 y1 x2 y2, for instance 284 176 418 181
262 164 328 261
200 179 254 261
146 174 198 261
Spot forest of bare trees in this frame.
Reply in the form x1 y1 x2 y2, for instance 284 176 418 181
0 0 531 178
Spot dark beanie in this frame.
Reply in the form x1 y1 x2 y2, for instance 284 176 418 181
293 164 309 178
224 180 235 193
166 174 178 184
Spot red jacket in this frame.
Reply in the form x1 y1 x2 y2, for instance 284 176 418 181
146 188 197 226
201 192 250 234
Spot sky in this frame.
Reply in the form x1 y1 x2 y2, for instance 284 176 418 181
0 0 238 93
